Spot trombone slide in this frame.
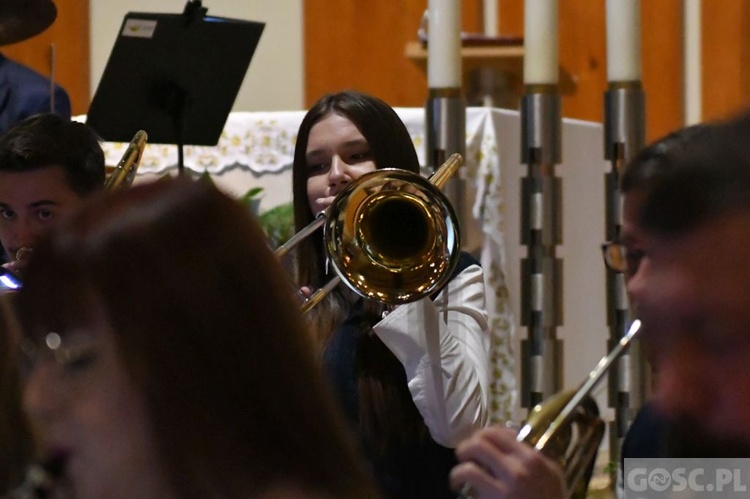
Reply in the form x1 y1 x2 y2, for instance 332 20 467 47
105 130 148 191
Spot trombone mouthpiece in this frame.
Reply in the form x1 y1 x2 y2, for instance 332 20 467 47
428 153 463 190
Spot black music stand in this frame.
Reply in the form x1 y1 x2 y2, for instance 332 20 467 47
86 1 264 175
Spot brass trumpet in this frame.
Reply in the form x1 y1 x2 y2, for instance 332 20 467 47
276 153 463 314
461 320 642 499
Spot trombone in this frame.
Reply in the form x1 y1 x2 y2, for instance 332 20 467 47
276 153 463 314
104 130 148 191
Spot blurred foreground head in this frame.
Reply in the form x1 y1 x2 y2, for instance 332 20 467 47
15 177 379 499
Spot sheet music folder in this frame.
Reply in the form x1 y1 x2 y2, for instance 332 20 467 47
87 7 264 147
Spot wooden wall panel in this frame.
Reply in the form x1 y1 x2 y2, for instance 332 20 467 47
641 0 682 141
304 0 424 106
304 0 481 107
306 1 750 143
498 0 522 35
1 0 89 116
741 1 750 111
702 0 750 123
557 0 607 123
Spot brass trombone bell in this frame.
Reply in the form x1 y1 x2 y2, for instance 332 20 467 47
276 153 463 314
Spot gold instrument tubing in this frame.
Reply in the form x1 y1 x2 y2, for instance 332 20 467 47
104 130 148 191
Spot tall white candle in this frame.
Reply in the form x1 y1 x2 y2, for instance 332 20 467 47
428 0 462 88
606 0 642 81
524 0 559 85
484 0 499 37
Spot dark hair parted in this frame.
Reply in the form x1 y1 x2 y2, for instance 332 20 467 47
636 112 750 236
291 90 421 324
0 113 105 196
620 123 712 195
291 91 427 452
16 178 379 499
293 90 419 229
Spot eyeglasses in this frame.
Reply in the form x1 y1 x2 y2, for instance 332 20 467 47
601 241 627 274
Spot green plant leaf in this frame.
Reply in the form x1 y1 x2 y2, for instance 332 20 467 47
241 186 264 201
257 202 294 249
199 171 214 185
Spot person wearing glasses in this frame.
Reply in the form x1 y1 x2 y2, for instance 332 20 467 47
451 121 750 499
628 109 750 438
602 122 750 497
601 124 720 498
601 124 711 281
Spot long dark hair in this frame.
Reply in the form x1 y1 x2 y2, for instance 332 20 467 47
16 178 380 498
291 91 427 451
292 90 419 303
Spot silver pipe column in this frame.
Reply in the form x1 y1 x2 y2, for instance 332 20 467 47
426 87 467 211
424 0 468 247
603 81 647 464
520 85 562 408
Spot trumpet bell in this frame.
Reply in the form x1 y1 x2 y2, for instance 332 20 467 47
519 390 605 497
325 168 460 304
510 321 642 498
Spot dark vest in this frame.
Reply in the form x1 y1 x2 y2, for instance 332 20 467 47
324 252 479 499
